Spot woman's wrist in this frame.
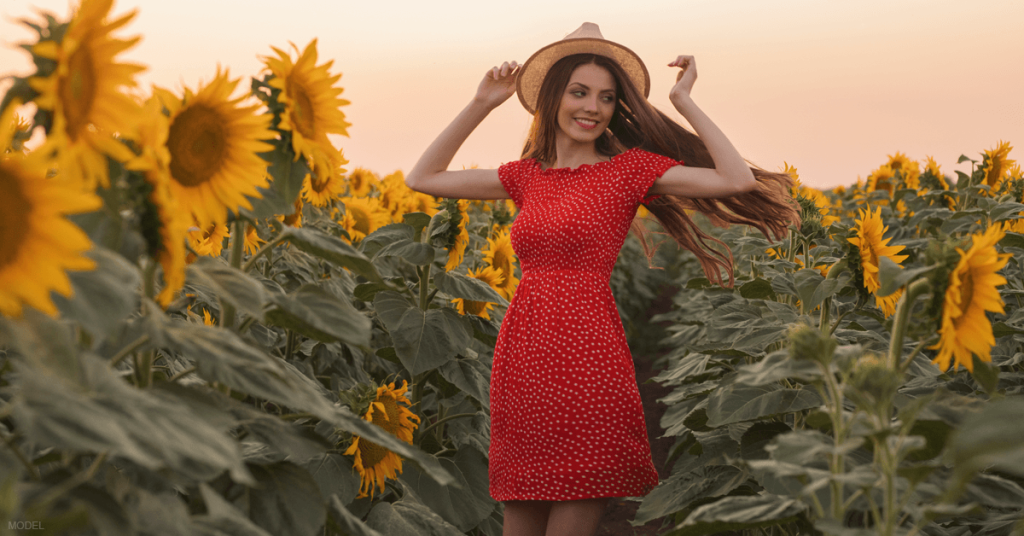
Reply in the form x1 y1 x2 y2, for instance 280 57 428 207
670 93 696 115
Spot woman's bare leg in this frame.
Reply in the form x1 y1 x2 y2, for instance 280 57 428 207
545 498 607 536
503 500 553 536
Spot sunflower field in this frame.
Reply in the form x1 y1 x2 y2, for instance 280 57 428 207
2 1 1024 535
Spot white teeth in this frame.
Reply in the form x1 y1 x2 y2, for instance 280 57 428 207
576 118 597 125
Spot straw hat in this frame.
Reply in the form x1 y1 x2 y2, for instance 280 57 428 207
516 22 650 115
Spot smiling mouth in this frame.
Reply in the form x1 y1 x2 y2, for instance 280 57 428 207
575 118 599 129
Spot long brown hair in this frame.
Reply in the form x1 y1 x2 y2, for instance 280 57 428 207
521 53 799 287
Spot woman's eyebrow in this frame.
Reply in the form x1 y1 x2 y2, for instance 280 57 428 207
568 82 615 93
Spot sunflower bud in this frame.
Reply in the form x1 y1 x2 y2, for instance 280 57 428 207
788 323 836 365
844 353 901 417
796 194 824 240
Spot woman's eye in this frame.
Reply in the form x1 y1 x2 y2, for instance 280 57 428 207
572 91 585 97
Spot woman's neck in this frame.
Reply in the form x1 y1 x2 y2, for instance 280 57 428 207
545 135 609 170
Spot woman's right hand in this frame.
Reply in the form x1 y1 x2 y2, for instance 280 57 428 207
473 61 519 110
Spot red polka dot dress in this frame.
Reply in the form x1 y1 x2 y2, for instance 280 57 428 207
488 147 684 501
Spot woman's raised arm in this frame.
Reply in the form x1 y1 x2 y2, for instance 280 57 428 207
405 61 520 200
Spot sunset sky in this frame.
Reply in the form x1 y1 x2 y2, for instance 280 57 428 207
2 0 1022 189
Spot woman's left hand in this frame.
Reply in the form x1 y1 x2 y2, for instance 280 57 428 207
668 55 697 103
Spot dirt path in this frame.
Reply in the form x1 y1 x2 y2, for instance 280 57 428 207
597 284 680 536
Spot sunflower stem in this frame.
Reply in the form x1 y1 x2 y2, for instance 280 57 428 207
419 413 477 438
142 257 158 301
2 432 41 481
419 264 431 311
168 366 196 383
243 229 288 273
888 279 931 370
108 334 150 368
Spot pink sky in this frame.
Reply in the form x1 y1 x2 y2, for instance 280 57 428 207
2 0 1022 189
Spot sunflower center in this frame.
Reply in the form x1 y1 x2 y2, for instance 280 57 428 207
464 299 488 316
357 438 389 468
167 105 227 187
311 173 331 194
491 251 512 282
59 45 97 141
958 270 975 316
371 398 402 435
0 166 32 269
289 81 316 139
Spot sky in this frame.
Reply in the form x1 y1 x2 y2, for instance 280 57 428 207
1 0 1022 189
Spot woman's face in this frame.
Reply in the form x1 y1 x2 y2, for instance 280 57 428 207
556 63 617 146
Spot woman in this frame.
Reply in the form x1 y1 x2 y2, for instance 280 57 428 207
406 23 798 536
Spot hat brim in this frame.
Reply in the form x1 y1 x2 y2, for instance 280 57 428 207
516 37 650 115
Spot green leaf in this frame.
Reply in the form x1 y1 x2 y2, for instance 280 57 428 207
373 291 472 375
281 226 382 283
402 212 433 233
265 284 371 346
740 422 793 461
365 501 464 536
247 461 326 536
240 146 310 221
400 449 497 532
970 355 1000 395
739 278 777 300
53 246 140 341
187 257 270 320
706 385 822 428
193 483 275 536
304 454 361 507
989 202 1024 223
668 494 806 536
360 223 415 258
438 358 491 410
434 271 507 305
353 282 399 302
9 349 253 485
877 257 937 297
633 465 747 525
948 396 1024 481
374 238 435 266
999 231 1024 250
730 350 824 386
152 316 454 487
328 495 383 536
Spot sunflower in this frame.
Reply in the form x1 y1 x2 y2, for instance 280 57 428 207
187 220 229 259
124 97 188 307
886 151 920 189
243 225 265 256
28 0 144 190
407 191 441 217
346 167 378 198
781 161 800 196
338 196 389 244
263 39 350 175
929 226 1010 372
0 104 102 317
378 171 415 222
451 266 505 319
981 140 1015 194
154 67 275 226
280 198 304 228
848 206 908 317
344 380 420 499
482 227 519 299
866 165 897 199
924 156 946 190
301 158 348 207
5 112 32 154
445 200 470 272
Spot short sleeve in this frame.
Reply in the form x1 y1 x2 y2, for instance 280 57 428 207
617 148 685 206
498 159 534 208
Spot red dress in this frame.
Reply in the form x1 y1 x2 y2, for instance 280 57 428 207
489 147 684 501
